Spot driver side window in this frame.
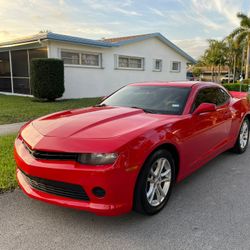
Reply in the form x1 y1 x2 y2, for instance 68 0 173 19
192 88 217 112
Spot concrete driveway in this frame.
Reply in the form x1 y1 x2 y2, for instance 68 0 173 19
1 150 250 250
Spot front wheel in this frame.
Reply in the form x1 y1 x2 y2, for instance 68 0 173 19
233 118 249 154
133 149 175 215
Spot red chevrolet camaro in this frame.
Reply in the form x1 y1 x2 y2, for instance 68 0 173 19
15 82 250 216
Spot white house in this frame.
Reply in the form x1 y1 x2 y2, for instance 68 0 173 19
0 32 195 98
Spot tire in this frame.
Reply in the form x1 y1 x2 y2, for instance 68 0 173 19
133 149 175 215
232 118 249 154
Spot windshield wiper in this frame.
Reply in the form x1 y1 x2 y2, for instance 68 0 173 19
94 103 107 107
130 106 156 114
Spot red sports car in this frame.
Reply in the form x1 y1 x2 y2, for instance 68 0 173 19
15 82 250 216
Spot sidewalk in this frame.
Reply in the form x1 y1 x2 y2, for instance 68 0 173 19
0 122 26 136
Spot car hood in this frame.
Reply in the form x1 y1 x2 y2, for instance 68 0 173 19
30 106 178 139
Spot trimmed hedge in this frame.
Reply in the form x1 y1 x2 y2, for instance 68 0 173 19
31 58 64 101
223 83 250 92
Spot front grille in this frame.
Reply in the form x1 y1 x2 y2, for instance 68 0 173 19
22 140 78 161
20 169 90 201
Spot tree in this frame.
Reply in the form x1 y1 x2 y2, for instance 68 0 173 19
224 36 243 82
229 13 250 79
201 39 228 82
192 67 202 78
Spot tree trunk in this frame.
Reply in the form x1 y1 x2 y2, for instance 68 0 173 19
233 54 236 83
246 40 250 79
218 64 221 84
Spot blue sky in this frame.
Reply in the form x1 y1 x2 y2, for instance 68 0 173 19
0 0 250 59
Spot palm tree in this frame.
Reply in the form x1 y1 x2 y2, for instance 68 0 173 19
224 36 243 82
230 13 250 79
202 39 228 82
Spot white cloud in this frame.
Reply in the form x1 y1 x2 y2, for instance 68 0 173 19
0 0 115 42
113 7 142 16
149 7 165 17
173 37 209 59
175 0 243 34
190 0 242 27
0 0 249 58
82 0 142 16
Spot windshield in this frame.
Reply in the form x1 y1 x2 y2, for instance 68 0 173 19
101 85 191 115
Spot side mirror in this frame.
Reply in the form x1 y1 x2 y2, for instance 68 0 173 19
193 103 216 115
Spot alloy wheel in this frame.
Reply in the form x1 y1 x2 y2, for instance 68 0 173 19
146 157 172 207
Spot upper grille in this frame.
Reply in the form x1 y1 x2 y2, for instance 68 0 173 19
22 140 78 161
20 169 90 201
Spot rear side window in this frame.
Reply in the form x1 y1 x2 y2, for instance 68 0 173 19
192 87 230 112
216 88 230 106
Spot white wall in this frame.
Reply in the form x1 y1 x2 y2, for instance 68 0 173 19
48 38 189 99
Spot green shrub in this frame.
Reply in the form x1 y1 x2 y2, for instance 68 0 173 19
223 83 250 92
30 58 64 101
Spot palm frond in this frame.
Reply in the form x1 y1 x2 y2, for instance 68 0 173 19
237 12 250 28
229 27 245 38
235 31 249 45
237 12 248 19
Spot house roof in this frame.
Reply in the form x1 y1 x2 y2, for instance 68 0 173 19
102 34 151 43
102 33 196 63
0 32 113 48
0 32 196 63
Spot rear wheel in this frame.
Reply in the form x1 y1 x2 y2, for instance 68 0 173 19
133 149 175 215
233 118 249 154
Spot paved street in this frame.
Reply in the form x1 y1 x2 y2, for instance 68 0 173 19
1 149 250 250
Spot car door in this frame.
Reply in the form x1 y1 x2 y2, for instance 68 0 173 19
180 87 232 170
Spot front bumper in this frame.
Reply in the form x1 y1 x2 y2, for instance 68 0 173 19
15 137 137 216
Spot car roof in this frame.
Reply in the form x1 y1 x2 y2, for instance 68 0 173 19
129 81 219 88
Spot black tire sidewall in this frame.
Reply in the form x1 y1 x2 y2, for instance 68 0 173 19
134 149 175 215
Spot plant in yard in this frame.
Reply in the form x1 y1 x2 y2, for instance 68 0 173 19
30 58 65 101
229 13 250 79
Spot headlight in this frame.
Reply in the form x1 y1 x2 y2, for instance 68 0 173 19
77 153 118 165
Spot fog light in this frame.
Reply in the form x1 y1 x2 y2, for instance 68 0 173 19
92 187 106 198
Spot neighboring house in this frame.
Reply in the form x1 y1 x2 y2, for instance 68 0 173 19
0 32 195 98
190 66 231 82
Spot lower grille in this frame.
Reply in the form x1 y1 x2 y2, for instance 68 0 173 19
20 169 89 201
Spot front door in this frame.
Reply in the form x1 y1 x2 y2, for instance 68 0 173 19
180 87 232 170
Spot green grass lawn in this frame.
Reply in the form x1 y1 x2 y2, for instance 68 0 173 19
0 134 17 193
0 94 100 125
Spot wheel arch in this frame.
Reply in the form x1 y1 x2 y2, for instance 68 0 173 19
244 113 250 123
138 142 180 182
151 143 180 181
